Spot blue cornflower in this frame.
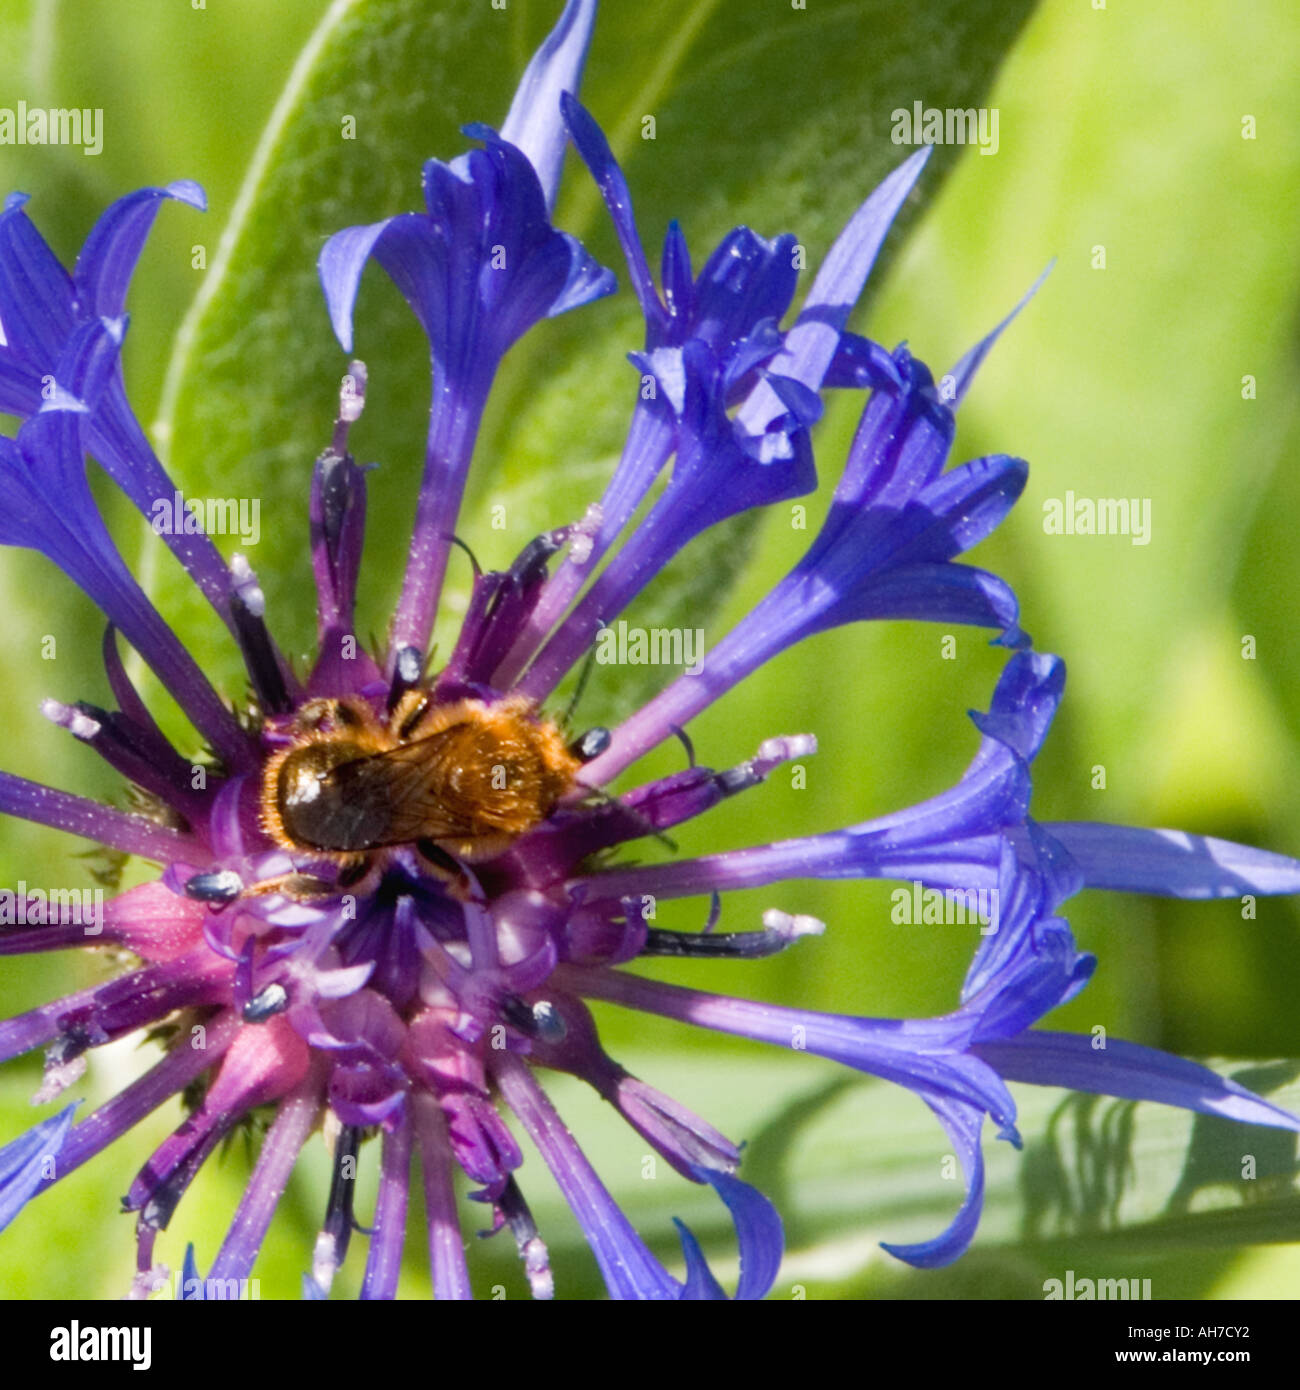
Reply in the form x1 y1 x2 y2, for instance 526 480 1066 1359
0 0 1297 1301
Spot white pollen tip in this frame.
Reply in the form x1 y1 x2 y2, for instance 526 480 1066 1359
567 503 603 564
523 1236 554 1301
340 360 368 421
41 699 101 740
230 554 267 617
32 1051 87 1105
762 908 826 940
310 1233 339 1295
757 733 818 764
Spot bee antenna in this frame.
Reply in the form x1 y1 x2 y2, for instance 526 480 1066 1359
560 620 603 732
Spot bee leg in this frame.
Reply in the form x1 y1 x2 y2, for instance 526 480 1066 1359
391 689 433 740
243 871 343 901
570 785 679 854
416 840 480 897
244 857 372 901
294 697 367 733
336 855 375 890
293 698 342 731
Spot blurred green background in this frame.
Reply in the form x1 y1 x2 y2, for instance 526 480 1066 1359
1 0 1299 1299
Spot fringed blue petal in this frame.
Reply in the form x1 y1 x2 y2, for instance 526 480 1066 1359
0 1103 77 1232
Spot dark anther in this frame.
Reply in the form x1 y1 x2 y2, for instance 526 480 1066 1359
242 982 289 1023
507 531 566 588
568 726 611 762
317 451 353 549
715 763 762 797
312 1125 363 1279
669 724 696 769
183 869 244 905
387 645 425 712
497 1176 539 1250
501 993 543 1037
140 1176 189 1232
496 996 566 1044
230 590 292 715
46 1025 93 1068
500 994 567 1045
132 1123 232 1230
641 927 794 959
489 1176 553 1298
530 1000 567 1045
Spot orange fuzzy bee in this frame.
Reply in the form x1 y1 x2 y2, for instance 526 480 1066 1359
260 692 588 883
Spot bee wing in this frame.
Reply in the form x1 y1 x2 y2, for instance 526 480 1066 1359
327 732 483 845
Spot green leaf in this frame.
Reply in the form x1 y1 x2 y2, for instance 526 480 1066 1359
150 0 1036 726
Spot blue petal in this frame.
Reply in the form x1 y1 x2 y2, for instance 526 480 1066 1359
946 261 1052 406
73 181 206 320
318 215 419 354
976 1031 1300 1133
0 1103 77 1232
881 1095 988 1268
738 147 929 429
562 93 661 327
180 1244 206 1300
673 1169 783 1300
0 192 75 368
691 227 799 357
1036 822 1300 898
674 1219 728 1300
968 651 1065 767
704 1167 784 1301
500 0 597 212
836 561 1024 643
822 332 905 391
